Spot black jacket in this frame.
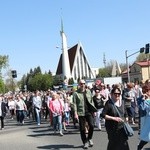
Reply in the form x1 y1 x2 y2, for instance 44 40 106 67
0 101 7 117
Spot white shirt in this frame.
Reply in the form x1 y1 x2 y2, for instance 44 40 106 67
8 100 15 110
33 96 42 109
15 99 26 110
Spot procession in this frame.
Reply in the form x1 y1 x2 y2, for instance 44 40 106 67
1 1 150 150
1 79 150 150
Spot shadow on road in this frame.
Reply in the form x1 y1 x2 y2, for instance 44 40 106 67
37 144 83 149
27 124 80 138
27 129 80 137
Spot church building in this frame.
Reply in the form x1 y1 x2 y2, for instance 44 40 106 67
56 20 95 83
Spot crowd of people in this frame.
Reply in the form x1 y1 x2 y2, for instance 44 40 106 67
0 79 150 150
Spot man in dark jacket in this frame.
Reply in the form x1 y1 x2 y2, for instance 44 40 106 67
0 95 7 129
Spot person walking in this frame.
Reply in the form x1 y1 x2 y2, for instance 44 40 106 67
33 90 42 126
64 95 71 126
137 84 150 150
49 92 64 136
123 82 136 124
102 86 130 150
93 88 105 131
70 89 78 129
8 96 15 119
73 79 97 149
14 94 27 125
0 95 7 129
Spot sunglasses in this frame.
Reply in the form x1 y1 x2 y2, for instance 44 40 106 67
114 93 121 96
80 83 85 85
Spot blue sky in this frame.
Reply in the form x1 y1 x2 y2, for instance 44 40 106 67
0 0 150 80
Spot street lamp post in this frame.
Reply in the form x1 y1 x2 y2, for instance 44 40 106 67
125 43 150 83
125 50 130 82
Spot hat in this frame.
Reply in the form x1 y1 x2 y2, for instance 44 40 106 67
95 80 101 85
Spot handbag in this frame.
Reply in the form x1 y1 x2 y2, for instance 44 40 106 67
112 100 134 137
123 122 134 137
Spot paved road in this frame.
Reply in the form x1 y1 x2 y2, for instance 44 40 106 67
1 118 150 150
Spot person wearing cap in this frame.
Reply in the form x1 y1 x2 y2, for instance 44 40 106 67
73 79 97 149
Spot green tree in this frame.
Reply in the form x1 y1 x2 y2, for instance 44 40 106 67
136 53 150 62
4 77 17 93
30 73 53 91
68 78 74 85
29 69 34 76
48 70 52 75
0 78 5 93
33 66 42 76
41 73 53 90
0 55 9 71
52 75 63 86
98 68 110 77
19 74 27 91
98 60 127 77
22 70 53 91
97 60 114 77
0 55 9 93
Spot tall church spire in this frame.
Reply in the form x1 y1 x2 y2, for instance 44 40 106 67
61 17 64 33
60 18 71 80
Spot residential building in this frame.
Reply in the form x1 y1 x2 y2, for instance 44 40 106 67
122 60 150 83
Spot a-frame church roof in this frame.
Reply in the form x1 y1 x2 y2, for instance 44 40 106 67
56 42 95 80
56 44 78 75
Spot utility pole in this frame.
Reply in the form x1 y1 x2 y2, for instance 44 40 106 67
125 50 140 83
125 50 130 82
126 43 150 83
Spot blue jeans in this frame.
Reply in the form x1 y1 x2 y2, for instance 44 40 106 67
53 115 62 132
16 110 25 123
65 111 70 124
35 108 41 124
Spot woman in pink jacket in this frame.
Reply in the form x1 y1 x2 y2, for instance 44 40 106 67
49 92 63 136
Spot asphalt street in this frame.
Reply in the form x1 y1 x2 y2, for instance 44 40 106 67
1 118 150 150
